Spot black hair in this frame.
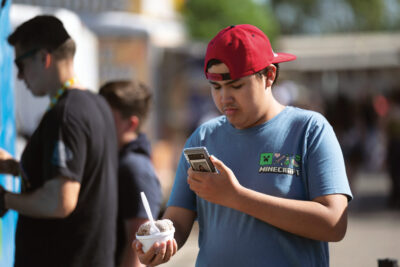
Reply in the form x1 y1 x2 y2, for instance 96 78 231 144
8 15 75 59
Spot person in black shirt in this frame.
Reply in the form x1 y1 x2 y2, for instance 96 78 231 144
0 15 118 267
100 80 162 267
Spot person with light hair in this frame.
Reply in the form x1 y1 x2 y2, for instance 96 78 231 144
0 15 118 267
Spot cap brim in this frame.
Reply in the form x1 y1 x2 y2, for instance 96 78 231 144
272 52 296 64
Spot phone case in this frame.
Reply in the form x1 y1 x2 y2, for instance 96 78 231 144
183 147 217 173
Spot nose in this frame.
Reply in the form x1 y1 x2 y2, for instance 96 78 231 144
15 63 24 80
220 88 234 104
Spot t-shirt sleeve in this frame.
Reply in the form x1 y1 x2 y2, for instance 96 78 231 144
167 138 198 211
118 156 162 220
47 113 87 183
305 116 353 201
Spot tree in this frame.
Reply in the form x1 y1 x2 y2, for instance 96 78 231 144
269 0 400 34
346 0 385 31
182 0 280 42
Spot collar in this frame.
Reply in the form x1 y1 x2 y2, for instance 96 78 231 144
47 77 77 110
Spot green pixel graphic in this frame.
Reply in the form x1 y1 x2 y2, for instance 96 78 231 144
260 153 273 165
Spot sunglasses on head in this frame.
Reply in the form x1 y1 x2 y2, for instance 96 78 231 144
14 48 40 74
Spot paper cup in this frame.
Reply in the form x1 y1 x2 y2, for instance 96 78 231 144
136 229 175 252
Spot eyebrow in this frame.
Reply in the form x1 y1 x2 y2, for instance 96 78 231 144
209 78 241 86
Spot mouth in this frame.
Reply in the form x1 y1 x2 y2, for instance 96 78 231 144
223 106 238 116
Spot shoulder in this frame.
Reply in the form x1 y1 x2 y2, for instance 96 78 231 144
120 151 150 166
58 89 107 113
189 116 226 140
55 89 112 124
118 151 160 191
285 106 332 130
285 106 327 122
119 151 155 175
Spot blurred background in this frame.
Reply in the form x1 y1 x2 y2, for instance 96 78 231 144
1 0 400 266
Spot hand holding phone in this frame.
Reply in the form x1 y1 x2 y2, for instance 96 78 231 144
183 147 217 173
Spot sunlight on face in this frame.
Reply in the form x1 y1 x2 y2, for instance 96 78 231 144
207 63 269 129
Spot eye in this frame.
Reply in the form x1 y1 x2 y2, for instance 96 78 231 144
211 84 221 90
231 84 243 89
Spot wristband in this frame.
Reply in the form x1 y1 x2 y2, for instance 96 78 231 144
0 186 8 218
11 160 20 177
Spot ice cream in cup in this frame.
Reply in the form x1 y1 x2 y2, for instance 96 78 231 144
136 219 175 252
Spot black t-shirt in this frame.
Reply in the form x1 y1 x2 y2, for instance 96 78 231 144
115 134 162 265
16 89 118 267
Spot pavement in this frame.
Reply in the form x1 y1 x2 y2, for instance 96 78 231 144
162 171 400 267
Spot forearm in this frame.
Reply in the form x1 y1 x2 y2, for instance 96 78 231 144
162 218 190 249
4 190 60 218
4 177 80 218
162 207 196 249
231 187 348 242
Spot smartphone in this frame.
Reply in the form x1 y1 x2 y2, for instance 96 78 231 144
183 147 217 173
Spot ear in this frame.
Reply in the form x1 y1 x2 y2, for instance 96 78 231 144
39 50 51 69
128 115 140 133
265 64 276 88
45 53 52 68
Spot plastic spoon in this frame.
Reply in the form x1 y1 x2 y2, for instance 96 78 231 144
140 192 160 234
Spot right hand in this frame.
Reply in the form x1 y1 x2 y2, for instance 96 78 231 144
132 238 177 266
187 155 242 207
0 148 19 176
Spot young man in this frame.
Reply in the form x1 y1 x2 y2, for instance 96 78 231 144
0 15 118 267
134 24 352 266
100 80 163 267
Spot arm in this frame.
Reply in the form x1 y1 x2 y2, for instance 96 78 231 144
133 206 196 266
231 188 347 242
4 176 80 218
163 206 197 248
188 155 348 242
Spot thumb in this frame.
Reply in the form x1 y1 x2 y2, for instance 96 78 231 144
210 155 229 174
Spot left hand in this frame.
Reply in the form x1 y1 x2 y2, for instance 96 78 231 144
187 155 242 207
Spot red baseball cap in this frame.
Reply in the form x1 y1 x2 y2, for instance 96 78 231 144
204 24 296 81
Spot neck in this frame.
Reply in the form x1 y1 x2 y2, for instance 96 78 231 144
48 59 79 97
119 132 139 149
264 87 285 121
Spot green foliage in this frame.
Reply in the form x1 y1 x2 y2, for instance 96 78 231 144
182 0 400 37
269 0 400 34
347 0 384 31
182 0 279 42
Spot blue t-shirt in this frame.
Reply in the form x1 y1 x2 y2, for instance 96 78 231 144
168 106 353 267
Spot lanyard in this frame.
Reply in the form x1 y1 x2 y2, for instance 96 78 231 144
47 77 77 110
